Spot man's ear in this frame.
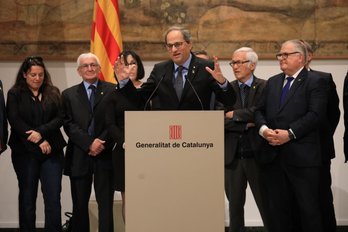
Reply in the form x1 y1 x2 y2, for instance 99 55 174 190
249 62 256 71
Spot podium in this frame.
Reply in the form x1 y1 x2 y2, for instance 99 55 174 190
125 111 225 232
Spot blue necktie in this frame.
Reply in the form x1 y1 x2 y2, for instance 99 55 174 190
280 76 294 106
88 85 96 136
240 83 248 108
174 66 184 99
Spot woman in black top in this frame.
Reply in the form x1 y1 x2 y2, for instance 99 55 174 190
107 50 145 221
7 56 66 232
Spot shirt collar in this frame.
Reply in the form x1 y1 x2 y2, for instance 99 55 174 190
83 80 98 91
286 67 304 79
238 75 254 88
174 53 192 72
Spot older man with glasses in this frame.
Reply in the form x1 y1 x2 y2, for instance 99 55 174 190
255 39 327 232
219 47 269 232
62 52 116 232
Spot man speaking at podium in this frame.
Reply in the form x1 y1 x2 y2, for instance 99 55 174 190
112 26 234 232
114 26 236 110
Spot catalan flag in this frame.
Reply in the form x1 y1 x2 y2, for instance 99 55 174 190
90 0 123 83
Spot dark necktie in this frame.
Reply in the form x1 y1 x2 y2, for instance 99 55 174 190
240 83 248 107
88 85 96 136
280 76 294 106
174 66 184 99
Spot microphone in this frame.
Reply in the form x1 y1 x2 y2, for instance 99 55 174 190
185 75 204 110
143 73 165 110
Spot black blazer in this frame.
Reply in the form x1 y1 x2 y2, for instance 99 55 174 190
343 71 348 162
0 80 7 154
221 77 266 166
6 87 66 158
62 81 115 176
310 69 340 162
105 81 144 190
106 80 144 148
123 54 236 110
255 68 328 167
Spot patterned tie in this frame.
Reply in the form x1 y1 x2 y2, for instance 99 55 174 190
240 83 248 108
280 76 294 106
174 66 184 99
88 85 96 136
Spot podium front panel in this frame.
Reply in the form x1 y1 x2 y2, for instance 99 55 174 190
125 111 224 232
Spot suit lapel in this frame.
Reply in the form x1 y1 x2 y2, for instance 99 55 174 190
232 81 243 108
274 74 286 104
184 60 198 86
77 81 107 112
279 68 307 110
77 83 91 112
247 77 259 107
181 58 199 101
232 77 261 108
162 56 201 103
162 62 179 101
94 81 106 108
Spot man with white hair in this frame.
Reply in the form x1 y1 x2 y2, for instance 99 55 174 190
255 39 327 232
62 52 116 232
221 47 268 232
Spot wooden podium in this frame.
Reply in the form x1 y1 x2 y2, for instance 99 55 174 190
125 111 225 232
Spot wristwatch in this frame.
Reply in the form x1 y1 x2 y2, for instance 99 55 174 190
287 129 295 140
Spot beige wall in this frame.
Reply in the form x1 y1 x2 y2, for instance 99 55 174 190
0 59 347 227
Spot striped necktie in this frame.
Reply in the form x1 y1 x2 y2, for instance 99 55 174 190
174 66 184 99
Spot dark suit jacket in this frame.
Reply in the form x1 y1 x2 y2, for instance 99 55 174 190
6 87 66 158
343 71 348 162
62 81 115 177
310 69 340 162
123 54 236 110
106 80 144 147
105 80 144 190
255 68 328 167
221 77 266 166
0 80 7 154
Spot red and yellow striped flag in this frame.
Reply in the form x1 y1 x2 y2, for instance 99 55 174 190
90 0 123 83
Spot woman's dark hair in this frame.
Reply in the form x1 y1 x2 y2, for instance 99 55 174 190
12 56 61 107
120 50 145 80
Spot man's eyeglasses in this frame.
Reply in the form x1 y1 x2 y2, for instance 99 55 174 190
165 41 186 50
229 60 250 67
276 52 300 60
79 63 99 69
